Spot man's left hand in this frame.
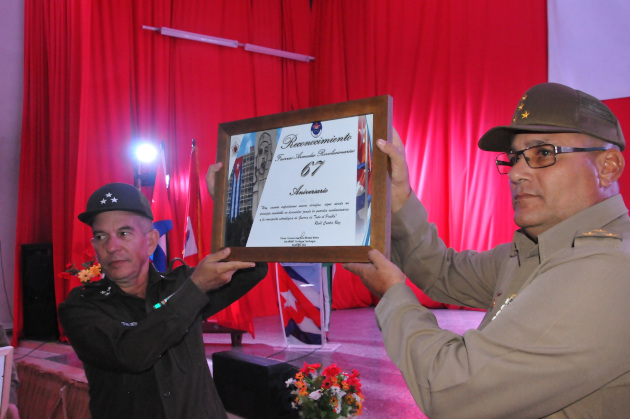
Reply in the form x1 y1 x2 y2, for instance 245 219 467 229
205 162 223 200
343 250 406 298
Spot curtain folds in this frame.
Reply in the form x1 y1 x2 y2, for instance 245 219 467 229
14 0 630 343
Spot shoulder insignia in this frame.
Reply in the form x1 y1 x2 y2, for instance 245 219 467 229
78 281 113 298
573 229 622 248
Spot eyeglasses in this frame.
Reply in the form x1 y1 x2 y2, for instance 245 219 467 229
495 144 608 174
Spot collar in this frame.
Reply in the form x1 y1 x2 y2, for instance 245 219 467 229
82 263 169 298
147 263 169 285
511 194 629 264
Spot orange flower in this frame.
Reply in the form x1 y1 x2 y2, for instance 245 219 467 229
89 263 102 277
77 269 92 283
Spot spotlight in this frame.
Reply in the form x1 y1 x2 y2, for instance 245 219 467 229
135 143 158 164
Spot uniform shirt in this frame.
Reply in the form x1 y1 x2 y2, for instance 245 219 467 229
378 193 630 418
59 263 267 419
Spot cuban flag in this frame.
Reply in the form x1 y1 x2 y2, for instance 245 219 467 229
150 146 173 272
183 216 198 262
230 156 243 220
356 115 372 205
356 115 372 246
277 263 326 345
183 142 203 266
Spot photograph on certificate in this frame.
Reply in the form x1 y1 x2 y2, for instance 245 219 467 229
224 129 279 246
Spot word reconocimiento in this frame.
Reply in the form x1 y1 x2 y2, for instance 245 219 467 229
280 133 352 149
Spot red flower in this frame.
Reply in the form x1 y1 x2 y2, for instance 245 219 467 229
56 271 74 281
322 363 342 378
347 370 361 389
300 362 321 375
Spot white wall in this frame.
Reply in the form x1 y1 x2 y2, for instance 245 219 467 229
0 0 24 330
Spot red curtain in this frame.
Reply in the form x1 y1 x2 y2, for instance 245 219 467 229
14 0 630 343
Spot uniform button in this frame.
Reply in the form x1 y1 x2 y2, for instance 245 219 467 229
163 391 171 398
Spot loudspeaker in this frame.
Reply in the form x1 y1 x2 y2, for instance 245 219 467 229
212 351 300 419
21 243 59 340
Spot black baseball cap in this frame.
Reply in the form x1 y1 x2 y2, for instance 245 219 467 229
478 83 625 152
78 182 154 226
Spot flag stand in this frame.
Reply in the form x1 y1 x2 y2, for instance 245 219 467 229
275 263 339 351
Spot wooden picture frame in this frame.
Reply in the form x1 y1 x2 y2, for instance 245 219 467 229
212 95 392 262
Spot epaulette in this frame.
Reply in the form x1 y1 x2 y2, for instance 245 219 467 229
573 228 622 248
74 279 115 299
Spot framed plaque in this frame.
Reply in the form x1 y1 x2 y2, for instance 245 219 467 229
212 95 392 262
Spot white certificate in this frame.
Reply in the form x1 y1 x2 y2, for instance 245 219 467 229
231 115 373 247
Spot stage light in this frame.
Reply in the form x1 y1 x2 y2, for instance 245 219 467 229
135 142 158 164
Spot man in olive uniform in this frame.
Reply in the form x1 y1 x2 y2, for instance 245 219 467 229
345 83 630 417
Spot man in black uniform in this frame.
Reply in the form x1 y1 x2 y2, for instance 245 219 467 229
59 182 267 418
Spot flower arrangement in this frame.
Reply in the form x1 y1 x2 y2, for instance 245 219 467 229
286 362 364 418
57 247 102 284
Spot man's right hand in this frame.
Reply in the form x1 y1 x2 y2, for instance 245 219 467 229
190 248 255 293
376 128 412 213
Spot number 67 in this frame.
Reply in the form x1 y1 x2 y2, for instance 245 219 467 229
301 160 325 177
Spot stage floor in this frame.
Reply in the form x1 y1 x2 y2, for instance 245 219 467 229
13 307 484 419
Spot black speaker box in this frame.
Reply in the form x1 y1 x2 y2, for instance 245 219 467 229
212 351 300 419
21 243 59 340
